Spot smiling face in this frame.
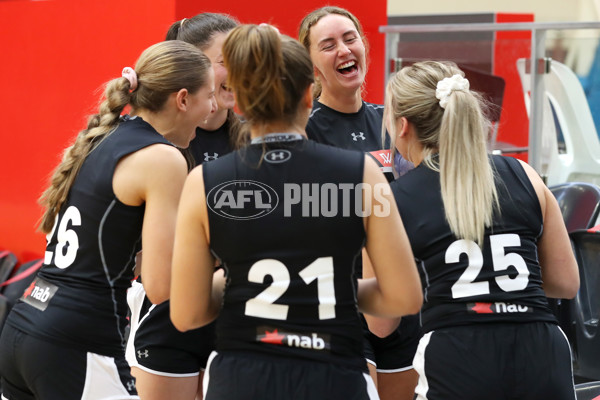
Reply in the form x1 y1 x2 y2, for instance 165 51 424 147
203 31 235 112
179 68 217 147
308 14 366 100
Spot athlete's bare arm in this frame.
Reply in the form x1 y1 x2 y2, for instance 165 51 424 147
170 165 224 331
114 143 188 304
357 156 423 318
519 160 579 299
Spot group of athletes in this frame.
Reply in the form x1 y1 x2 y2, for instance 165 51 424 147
0 5 581 400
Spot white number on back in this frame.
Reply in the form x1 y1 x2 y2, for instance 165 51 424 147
44 206 81 269
449 234 530 299
244 257 336 320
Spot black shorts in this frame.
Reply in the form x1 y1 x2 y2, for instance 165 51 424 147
203 350 379 400
364 314 422 372
413 322 576 400
127 295 216 377
0 323 138 400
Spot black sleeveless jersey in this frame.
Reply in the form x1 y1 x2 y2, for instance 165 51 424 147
132 120 236 362
188 122 233 165
306 100 394 182
7 117 172 356
391 155 556 332
203 134 367 370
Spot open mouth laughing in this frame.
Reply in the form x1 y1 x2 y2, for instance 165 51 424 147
337 60 358 75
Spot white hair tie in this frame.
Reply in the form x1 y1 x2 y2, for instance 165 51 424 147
435 74 469 109
122 67 138 92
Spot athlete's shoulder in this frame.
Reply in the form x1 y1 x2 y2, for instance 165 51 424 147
308 139 359 154
391 164 434 197
307 100 331 123
107 116 171 150
363 101 384 115
116 115 164 135
308 141 366 171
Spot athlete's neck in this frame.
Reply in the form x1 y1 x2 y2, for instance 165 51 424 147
133 109 177 142
318 90 362 113
250 121 307 140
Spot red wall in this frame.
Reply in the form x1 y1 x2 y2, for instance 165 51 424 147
494 13 535 156
0 0 386 263
0 0 176 262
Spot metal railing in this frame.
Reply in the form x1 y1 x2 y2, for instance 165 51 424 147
380 21 600 174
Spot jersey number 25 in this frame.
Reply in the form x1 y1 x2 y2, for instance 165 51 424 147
448 233 530 299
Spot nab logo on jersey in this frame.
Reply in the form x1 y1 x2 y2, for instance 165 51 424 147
264 149 291 164
468 302 533 314
21 277 58 311
257 327 330 351
206 180 279 220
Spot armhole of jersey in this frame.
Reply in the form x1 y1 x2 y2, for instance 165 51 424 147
111 140 174 208
498 156 544 223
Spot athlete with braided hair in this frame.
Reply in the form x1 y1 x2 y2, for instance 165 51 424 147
0 40 216 400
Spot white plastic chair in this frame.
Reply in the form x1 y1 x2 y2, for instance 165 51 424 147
516 58 600 186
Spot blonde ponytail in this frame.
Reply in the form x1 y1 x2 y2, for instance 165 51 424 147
439 89 499 246
385 61 499 246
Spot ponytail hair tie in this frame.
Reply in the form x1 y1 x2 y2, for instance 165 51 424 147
121 67 138 92
435 74 469 109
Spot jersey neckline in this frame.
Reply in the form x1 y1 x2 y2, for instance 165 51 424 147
250 133 305 145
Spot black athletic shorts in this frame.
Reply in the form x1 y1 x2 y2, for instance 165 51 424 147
126 282 216 377
364 313 422 372
203 350 379 400
413 322 576 400
131 301 216 376
0 323 138 400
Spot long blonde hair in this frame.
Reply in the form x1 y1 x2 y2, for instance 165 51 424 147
385 61 499 246
38 40 211 233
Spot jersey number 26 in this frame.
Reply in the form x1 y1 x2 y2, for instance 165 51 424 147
44 206 81 269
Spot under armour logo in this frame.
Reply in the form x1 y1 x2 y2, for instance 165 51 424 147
264 149 291 164
126 380 136 392
204 152 219 162
137 349 149 359
269 152 286 160
351 132 365 141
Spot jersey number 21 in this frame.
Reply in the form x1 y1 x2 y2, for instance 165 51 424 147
245 257 336 320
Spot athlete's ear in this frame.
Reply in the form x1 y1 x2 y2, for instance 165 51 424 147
396 117 410 138
303 83 314 110
175 88 189 111
313 64 320 79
